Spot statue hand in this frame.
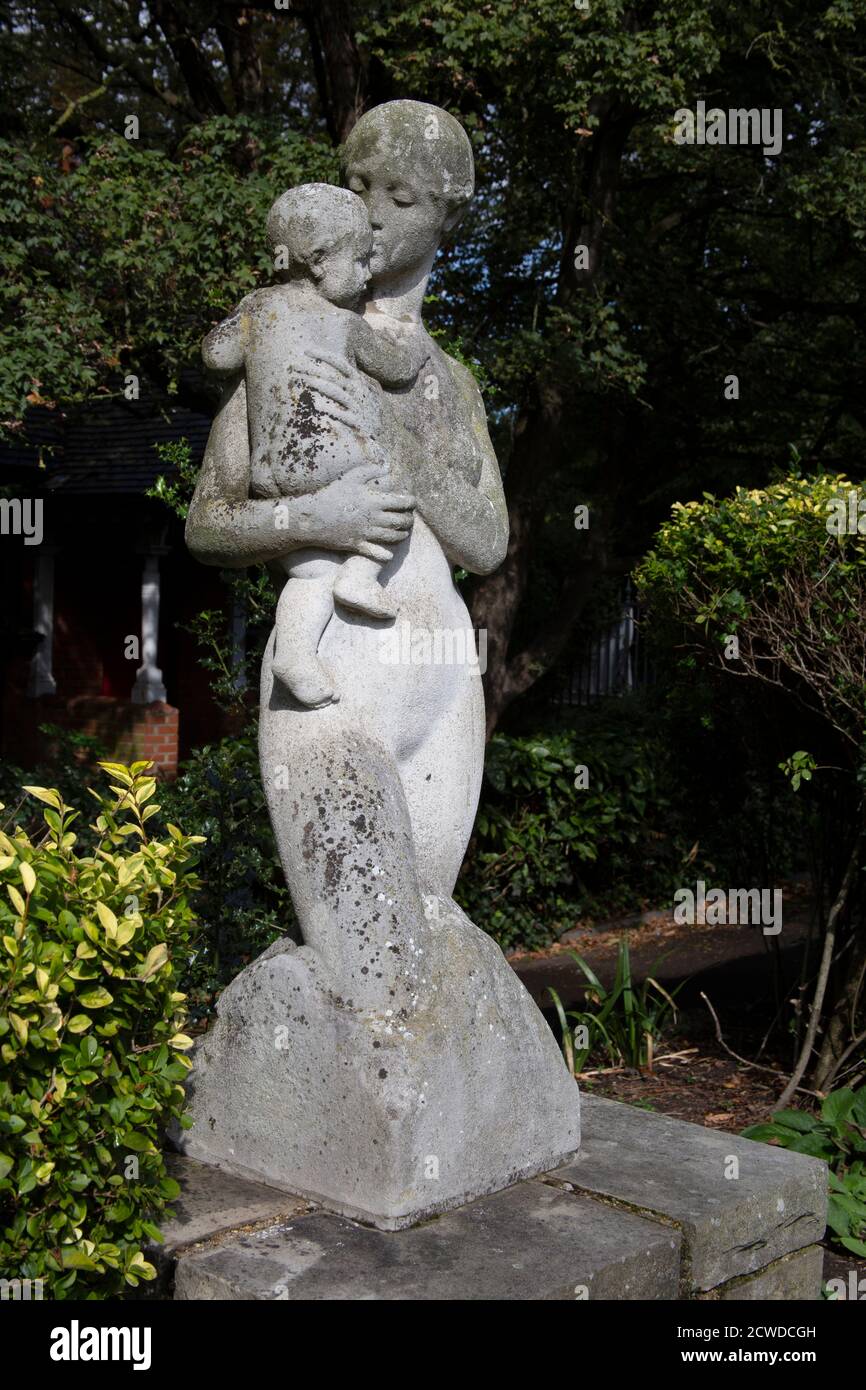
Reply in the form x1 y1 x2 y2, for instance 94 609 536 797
296 347 384 435
299 464 415 562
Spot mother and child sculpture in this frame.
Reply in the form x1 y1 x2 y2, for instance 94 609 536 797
176 99 580 1229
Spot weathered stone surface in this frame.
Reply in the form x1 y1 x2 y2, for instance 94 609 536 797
174 912 580 1230
697 1245 823 1301
178 98 580 1227
174 1178 681 1301
551 1094 827 1291
158 1154 310 1254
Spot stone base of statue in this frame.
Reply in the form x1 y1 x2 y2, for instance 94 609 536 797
172 900 580 1230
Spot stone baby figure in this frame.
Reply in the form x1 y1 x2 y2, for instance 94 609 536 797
202 183 427 707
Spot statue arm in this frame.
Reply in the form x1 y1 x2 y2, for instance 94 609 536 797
352 318 430 390
202 302 249 376
407 361 508 576
186 375 416 570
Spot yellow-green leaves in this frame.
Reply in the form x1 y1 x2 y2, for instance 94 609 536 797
22 785 62 809
137 943 169 982
0 759 198 1297
115 919 137 948
6 883 25 916
77 987 113 1009
95 902 117 939
9 1013 28 1044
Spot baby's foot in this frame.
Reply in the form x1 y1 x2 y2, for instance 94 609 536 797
272 656 339 709
333 575 397 621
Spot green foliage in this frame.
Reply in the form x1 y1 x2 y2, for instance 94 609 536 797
743 1087 866 1256
147 437 201 522
455 702 697 951
548 933 683 1074
635 472 866 751
158 732 294 1020
636 473 866 639
780 750 817 791
0 118 337 430
0 724 107 850
0 762 202 1297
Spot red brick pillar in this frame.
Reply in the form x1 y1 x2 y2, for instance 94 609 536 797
115 702 180 780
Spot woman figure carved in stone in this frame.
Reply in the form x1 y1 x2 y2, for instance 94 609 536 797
181 100 579 1229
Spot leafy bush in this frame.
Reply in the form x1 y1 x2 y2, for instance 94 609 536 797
1 118 337 429
0 762 201 1297
455 701 698 952
743 1087 866 1257
0 723 107 850
637 472 866 1095
635 472 866 752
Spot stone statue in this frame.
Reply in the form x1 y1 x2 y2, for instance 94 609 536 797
202 183 430 708
178 100 580 1229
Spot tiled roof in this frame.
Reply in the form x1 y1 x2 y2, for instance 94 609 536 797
0 398 212 495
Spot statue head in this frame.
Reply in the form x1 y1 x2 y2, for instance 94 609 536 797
266 183 372 308
340 100 475 289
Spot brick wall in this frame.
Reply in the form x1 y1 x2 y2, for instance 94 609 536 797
111 701 180 779
35 697 181 779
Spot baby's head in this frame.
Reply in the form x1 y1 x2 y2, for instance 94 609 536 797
267 184 372 309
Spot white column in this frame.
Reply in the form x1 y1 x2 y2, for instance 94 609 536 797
132 554 167 704
29 549 57 697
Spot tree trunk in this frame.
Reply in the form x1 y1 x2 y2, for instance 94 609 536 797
150 0 230 117
471 101 636 737
811 919 866 1092
216 5 265 114
297 0 365 143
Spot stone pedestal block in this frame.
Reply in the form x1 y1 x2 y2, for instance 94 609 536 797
172 911 580 1231
555 1094 827 1292
164 1096 826 1302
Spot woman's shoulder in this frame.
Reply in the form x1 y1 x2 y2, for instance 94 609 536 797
428 339 483 398
429 345 489 427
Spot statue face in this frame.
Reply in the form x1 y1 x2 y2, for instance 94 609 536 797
316 227 372 310
344 148 450 286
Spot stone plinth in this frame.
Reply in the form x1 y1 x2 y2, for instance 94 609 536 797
172 913 580 1231
161 1095 826 1301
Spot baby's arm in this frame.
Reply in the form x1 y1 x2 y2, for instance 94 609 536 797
350 318 429 389
202 298 252 376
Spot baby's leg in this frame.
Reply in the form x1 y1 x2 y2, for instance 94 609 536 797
272 570 339 709
333 552 397 620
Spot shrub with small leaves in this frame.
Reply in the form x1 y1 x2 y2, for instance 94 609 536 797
456 707 697 952
0 761 203 1297
743 1087 866 1257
